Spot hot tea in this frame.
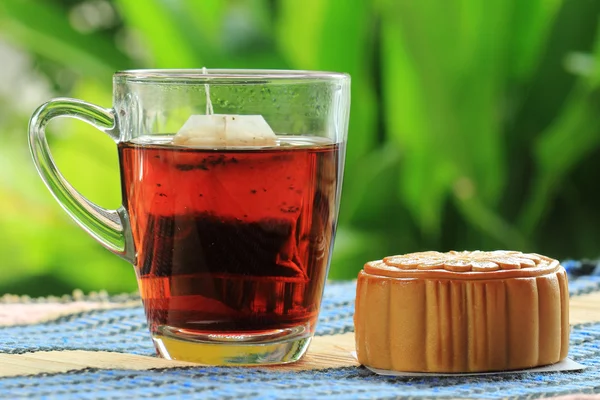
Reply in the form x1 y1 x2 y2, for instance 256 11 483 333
118 136 341 343
30 68 349 365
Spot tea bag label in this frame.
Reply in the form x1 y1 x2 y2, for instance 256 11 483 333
173 114 277 147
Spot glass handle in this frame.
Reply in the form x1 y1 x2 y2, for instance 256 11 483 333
28 98 135 264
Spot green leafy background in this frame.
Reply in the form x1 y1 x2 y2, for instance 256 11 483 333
1 0 599 296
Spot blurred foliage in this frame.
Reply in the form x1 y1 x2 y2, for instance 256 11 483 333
1 0 600 296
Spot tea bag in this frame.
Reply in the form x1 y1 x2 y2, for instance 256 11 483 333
173 67 277 147
173 114 277 147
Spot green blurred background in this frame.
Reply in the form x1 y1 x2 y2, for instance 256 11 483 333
1 0 599 296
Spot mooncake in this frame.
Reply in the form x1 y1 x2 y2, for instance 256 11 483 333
354 250 569 372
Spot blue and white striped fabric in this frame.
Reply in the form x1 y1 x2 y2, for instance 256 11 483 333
1 262 600 399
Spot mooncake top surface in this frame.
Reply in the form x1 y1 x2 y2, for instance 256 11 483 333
364 250 561 280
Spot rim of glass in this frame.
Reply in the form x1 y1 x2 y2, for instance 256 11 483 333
114 69 349 83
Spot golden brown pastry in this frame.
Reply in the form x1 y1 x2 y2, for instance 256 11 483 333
354 250 569 373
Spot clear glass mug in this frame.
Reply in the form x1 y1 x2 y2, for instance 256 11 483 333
28 69 350 365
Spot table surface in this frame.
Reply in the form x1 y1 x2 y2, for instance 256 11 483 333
2 273 600 399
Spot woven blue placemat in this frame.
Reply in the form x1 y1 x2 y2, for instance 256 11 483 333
2 268 600 399
0 281 356 355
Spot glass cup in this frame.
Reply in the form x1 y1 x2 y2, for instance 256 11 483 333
28 69 350 365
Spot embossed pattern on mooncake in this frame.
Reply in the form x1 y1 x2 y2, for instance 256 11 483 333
383 250 547 272
365 250 560 281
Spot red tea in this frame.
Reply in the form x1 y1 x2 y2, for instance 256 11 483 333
118 136 341 338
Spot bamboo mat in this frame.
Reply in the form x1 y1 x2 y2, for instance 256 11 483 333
1 291 600 378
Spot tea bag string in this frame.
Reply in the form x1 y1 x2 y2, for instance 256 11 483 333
202 67 214 115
